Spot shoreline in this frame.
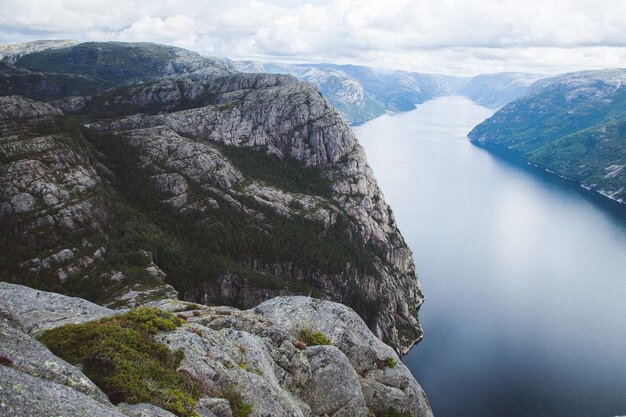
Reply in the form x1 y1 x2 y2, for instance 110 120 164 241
469 139 626 216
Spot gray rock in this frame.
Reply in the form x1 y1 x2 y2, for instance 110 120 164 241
0 366 126 417
195 398 232 417
303 345 368 417
9 192 35 213
117 402 178 417
253 296 433 417
0 282 114 335
0 319 109 403
0 282 433 417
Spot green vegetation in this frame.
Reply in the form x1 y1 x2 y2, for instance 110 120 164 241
1 120 382 326
299 328 331 346
383 357 398 368
76 80 216 120
221 386 253 417
82 129 379 297
0 62 103 101
38 308 200 417
468 77 626 202
16 42 178 87
216 143 335 198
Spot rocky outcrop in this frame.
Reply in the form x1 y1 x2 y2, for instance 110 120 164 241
0 282 433 417
0 95 107 247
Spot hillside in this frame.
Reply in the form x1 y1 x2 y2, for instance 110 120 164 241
0 41 425 355
237 61 450 123
468 69 626 203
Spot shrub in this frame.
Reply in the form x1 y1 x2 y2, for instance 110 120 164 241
39 308 199 417
383 357 398 368
299 328 331 346
221 386 253 417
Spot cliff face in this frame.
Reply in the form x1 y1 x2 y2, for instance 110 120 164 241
468 69 626 204
0 41 424 354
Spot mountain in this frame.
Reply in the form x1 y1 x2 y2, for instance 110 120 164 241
0 41 425 356
237 61 450 123
456 72 545 108
468 69 626 203
236 61 544 123
0 39 80 64
0 281 433 417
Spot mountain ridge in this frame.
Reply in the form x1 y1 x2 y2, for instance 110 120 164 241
468 68 626 204
0 40 424 355
235 60 544 123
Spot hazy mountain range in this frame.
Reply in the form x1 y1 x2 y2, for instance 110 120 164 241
236 60 545 123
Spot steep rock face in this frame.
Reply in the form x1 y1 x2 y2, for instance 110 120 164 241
0 282 433 417
89 73 423 352
0 41 424 354
468 69 626 203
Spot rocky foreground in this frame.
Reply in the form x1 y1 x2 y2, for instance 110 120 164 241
0 282 432 417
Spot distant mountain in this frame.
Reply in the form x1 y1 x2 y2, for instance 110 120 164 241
236 61 451 123
469 69 626 204
0 39 80 64
456 72 545 108
236 61 544 123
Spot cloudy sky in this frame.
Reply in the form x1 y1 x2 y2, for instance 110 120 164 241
1 0 625 75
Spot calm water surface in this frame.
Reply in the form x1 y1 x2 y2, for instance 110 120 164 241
353 96 626 417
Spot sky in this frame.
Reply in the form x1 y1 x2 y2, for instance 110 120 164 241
1 0 625 75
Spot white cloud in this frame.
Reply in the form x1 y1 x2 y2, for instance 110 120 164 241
0 0 625 75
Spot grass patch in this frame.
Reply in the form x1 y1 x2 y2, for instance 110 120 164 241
383 357 398 368
39 307 200 417
299 328 331 346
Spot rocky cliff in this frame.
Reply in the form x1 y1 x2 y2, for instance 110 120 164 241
468 69 626 204
0 41 424 355
0 281 433 417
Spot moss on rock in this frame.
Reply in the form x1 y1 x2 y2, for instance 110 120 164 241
299 328 331 346
38 307 200 417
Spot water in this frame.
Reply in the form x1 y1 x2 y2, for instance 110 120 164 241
352 96 626 417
